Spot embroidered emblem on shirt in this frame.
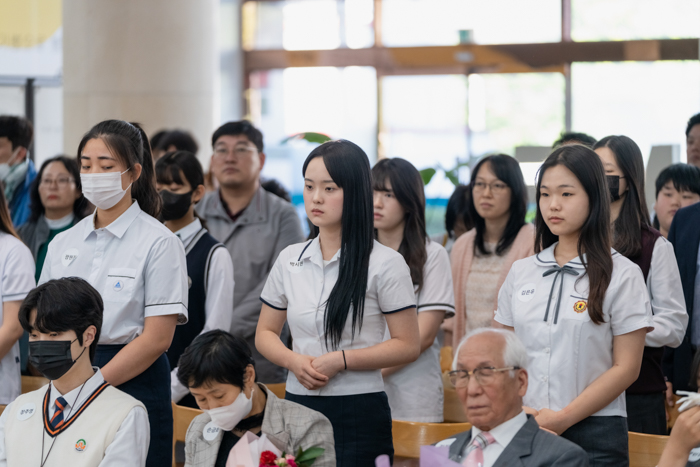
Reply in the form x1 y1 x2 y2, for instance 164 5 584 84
75 439 87 452
573 300 587 313
113 280 124 292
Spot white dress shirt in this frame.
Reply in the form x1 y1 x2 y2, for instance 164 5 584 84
0 232 35 404
39 201 189 344
261 238 416 396
383 240 455 422
495 243 653 417
170 218 235 402
466 410 528 467
644 236 688 348
0 368 150 467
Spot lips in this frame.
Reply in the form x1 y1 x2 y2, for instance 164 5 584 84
311 209 323 215
374 213 383 219
548 217 563 223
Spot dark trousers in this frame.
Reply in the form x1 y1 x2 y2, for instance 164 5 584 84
625 392 667 435
94 344 172 467
286 391 393 467
562 416 629 467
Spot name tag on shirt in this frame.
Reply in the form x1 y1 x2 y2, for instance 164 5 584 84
17 403 36 421
61 248 79 267
517 283 536 302
203 422 221 441
286 259 304 274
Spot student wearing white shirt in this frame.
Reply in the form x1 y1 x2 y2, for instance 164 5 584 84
0 186 35 405
594 135 688 435
155 151 235 407
0 277 149 467
256 140 420 466
495 144 653 466
39 120 188 467
372 158 455 422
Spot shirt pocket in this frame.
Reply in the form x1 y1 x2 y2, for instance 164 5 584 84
103 268 138 303
560 294 591 322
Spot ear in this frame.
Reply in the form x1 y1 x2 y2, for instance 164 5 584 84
244 364 256 395
258 152 266 171
82 325 97 349
130 163 143 183
517 369 528 397
192 184 206 204
15 147 28 163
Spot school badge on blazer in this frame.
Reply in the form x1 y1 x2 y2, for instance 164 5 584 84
75 439 87 452
573 300 587 313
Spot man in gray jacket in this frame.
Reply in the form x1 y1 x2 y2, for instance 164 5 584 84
440 328 589 466
198 121 304 383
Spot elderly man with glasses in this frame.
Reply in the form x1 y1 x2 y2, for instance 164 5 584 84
440 328 588 466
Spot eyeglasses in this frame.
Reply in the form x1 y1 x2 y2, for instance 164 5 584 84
39 177 74 188
448 366 520 388
213 146 256 159
473 181 509 194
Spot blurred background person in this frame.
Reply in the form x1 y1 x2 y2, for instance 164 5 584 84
431 183 473 254
686 113 700 168
552 131 597 149
0 116 36 227
652 163 700 238
153 129 199 161
449 154 534 348
150 129 170 161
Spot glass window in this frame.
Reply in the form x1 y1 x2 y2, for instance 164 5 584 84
571 61 700 161
381 0 561 47
572 0 700 41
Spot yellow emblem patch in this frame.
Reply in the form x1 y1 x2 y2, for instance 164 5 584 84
574 300 587 313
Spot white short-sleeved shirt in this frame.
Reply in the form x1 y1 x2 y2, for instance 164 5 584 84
644 236 687 348
39 201 189 344
383 240 455 422
0 233 35 405
495 243 653 417
260 238 416 396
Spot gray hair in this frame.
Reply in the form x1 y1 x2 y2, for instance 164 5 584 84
452 328 529 376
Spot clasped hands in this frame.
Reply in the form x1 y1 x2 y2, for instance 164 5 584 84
291 351 345 390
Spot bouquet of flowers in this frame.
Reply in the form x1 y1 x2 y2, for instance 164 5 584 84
259 446 325 467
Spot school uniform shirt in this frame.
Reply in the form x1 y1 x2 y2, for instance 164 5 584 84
0 368 150 467
644 236 687 348
383 240 455 422
494 243 653 417
260 238 416 397
170 218 235 402
0 232 35 405
39 201 189 344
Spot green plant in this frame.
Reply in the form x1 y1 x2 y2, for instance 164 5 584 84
419 161 470 187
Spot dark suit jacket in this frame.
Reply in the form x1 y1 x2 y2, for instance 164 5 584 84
444 415 589 467
664 202 700 391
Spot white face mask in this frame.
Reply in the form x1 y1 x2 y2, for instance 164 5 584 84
204 387 254 431
80 169 132 210
0 147 22 180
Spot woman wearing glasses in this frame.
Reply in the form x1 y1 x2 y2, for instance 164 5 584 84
446 154 534 348
19 156 87 281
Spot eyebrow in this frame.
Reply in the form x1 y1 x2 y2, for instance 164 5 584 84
304 178 335 183
80 155 115 160
540 184 574 189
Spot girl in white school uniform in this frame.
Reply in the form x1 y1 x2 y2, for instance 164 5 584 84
372 158 455 422
155 150 235 408
494 144 653 466
256 140 420 466
594 135 687 435
40 120 189 467
0 187 35 405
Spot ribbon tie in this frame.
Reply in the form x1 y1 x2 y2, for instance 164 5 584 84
542 265 579 324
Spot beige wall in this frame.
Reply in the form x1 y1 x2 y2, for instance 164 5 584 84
63 0 218 162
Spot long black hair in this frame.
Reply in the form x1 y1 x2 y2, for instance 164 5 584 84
28 156 87 223
535 144 612 324
594 135 650 258
446 184 473 238
372 158 427 290
77 120 161 218
469 154 528 256
303 140 374 350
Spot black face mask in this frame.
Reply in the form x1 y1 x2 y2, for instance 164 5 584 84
160 190 193 221
29 339 86 380
606 175 622 202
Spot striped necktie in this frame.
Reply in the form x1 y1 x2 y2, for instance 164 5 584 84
50 396 68 430
462 431 496 467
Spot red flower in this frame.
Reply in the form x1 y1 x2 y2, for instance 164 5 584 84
259 450 278 466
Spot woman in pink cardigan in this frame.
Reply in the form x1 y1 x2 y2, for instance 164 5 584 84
445 154 535 348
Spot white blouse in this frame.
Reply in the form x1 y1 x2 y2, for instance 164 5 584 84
260 238 416 397
495 243 653 417
383 240 455 422
0 233 35 405
39 202 189 345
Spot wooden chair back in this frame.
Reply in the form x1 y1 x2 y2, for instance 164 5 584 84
440 346 453 373
21 375 48 394
667 394 681 430
442 372 467 423
0 405 5 417
392 420 471 459
172 402 203 467
265 383 286 399
628 431 669 467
